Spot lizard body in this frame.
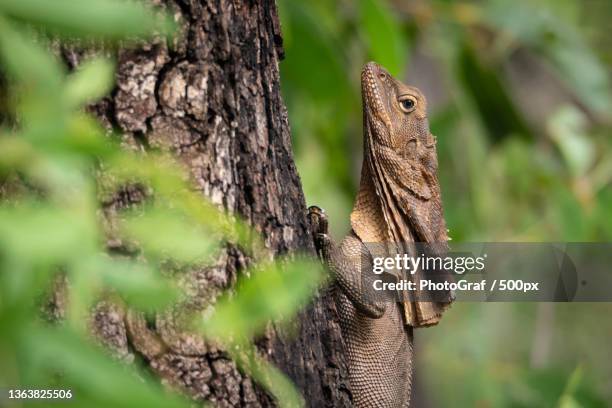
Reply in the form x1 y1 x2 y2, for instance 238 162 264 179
309 62 452 407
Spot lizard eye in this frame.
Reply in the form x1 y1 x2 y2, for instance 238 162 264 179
398 96 416 113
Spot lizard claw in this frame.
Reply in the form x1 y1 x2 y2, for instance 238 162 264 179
308 206 330 259
307 205 329 235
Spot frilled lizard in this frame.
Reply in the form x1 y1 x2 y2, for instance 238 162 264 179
308 62 452 407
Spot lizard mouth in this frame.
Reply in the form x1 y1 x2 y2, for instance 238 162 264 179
361 62 392 129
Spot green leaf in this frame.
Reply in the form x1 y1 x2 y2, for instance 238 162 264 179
120 207 220 262
64 58 115 108
0 136 37 173
229 342 304 408
95 257 179 311
0 16 68 136
105 152 256 249
201 258 324 341
557 365 584 408
0 204 95 265
22 326 190 408
548 105 595 177
0 15 63 93
357 0 407 76
3 115 115 163
0 0 176 40
61 114 116 158
0 203 96 303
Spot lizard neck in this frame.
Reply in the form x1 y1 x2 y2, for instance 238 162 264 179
350 162 389 243
352 130 417 246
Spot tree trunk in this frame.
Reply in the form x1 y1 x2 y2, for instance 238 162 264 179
63 1 351 406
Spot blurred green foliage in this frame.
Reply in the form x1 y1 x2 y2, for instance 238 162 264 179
278 0 612 406
0 1 324 407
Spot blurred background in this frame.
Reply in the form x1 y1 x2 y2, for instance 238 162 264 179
277 0 612 406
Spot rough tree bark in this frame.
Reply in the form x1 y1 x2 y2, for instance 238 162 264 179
61 1 351 407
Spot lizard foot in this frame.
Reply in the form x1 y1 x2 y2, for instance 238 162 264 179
307 205 329 235
307 206 331 259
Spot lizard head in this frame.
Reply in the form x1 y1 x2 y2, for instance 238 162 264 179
361 62 432 154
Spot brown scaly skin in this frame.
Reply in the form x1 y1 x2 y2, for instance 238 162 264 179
308 62 452 407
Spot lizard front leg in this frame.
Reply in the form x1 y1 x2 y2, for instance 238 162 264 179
308 206 386 319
